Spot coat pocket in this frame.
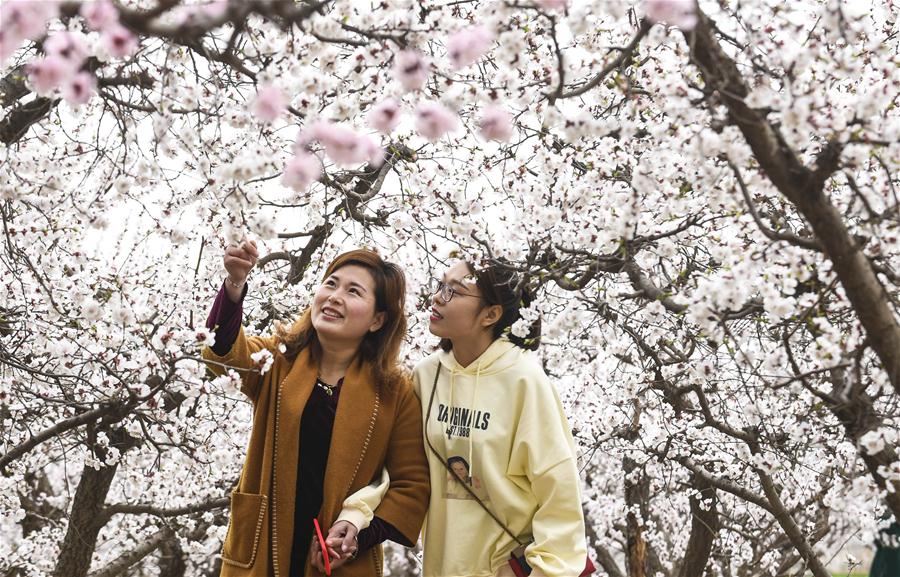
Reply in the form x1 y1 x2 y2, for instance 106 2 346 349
222 491 268 568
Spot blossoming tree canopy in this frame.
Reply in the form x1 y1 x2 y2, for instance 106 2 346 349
1 0 898 576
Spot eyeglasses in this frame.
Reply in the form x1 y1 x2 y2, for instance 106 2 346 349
430 278 481 303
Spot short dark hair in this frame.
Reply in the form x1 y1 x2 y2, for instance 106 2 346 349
439 260 541 352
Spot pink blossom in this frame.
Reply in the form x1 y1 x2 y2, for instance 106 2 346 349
393 50 429 92
414 102 458 142
199 1 229 19
299 121 383 167
1 1 59 41
479 105 514 142
62 72 97 106
0 30 21 66
366 143 385 168
644 0 698 30
251 84 287 123
80 1 119 31
368 98 402 134
0 0 59 64
27 55 71 95
282 153 322 191
102 24 139 59
535 0 570 12
44 32 89 67
447 25 494 69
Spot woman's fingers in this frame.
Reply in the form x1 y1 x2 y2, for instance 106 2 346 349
310 538 325 572
225 246 256 267
311 552 325 572
323 521 358 558
232 237 258 263
324 539 354 560
309 534 345 572
325 523 345 542
223 255 252 272
240 239 259 261
339 527 358 555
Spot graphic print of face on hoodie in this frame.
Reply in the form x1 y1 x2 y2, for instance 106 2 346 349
413 338 588 577
445 454 488 501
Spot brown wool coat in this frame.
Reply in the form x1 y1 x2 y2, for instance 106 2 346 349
203 327 430 577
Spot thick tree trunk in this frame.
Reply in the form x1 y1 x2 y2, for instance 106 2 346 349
52 427 136 577
624 456 649 577
0 96 57 145
677 475 719 577
51 460 120 577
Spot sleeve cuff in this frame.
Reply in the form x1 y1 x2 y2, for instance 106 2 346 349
207 281 247 357
335 507 370 532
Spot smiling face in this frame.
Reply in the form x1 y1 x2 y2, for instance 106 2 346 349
429 261 500 342
311 264 385 347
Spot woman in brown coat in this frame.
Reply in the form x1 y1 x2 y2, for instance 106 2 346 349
202 241 430 577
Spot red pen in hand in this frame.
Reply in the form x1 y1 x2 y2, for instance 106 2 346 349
313 518 332 575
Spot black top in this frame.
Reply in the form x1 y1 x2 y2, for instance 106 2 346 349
290 377 343 575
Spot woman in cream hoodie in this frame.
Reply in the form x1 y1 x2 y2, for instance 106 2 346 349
324 260 589 577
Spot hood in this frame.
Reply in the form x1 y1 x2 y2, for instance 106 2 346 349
437 337 519 376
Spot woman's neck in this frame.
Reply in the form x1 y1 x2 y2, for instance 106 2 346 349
318 338 358 384
450 332 495 368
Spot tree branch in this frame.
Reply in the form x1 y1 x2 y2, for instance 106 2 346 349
621 260 688 314
730 161 822 251
559 19 652 100
754 466 831 577
688 8 900 396
0 405 112 473
103 496 229 521
87 526 174 577
0 96 56 145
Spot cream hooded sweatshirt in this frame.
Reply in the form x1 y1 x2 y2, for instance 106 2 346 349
411 338 588 577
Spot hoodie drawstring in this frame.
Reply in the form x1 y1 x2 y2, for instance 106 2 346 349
448 368 456 440
468 360 482 481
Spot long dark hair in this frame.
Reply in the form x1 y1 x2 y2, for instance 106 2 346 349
439 260 541 352
275 249 407 389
